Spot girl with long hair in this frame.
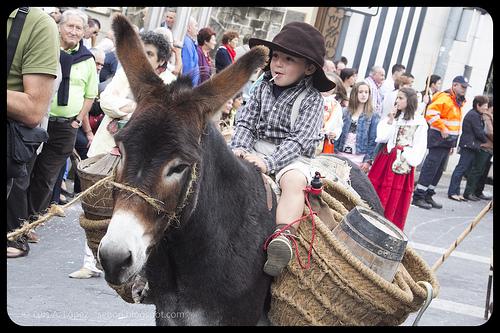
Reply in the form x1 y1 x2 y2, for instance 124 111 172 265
334 81 380 173
368 87 428 230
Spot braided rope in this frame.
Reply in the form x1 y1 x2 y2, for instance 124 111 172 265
7 175 113 241
107 180 167 213
7 164 199 241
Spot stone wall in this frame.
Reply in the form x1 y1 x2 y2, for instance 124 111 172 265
209 7 286 48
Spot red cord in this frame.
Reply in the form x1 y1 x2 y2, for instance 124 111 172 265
263 186 321 270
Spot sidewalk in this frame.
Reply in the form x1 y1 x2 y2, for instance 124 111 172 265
7 173 493 326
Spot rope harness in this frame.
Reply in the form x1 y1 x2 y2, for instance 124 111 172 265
7 164 199 241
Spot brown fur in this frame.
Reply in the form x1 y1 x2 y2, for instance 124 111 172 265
110 13 269 245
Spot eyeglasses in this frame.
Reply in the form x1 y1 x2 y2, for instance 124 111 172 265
63 24 84 33
95 62 104 67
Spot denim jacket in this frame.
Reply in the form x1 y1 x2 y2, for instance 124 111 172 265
334 107 380 163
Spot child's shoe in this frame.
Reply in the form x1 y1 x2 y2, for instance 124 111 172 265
263 229 294 277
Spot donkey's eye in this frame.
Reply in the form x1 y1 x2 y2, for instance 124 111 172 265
167 164 189 177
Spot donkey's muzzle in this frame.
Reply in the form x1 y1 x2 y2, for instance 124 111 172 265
99 245 133 285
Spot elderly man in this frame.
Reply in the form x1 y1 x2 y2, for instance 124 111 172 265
181 16 200 86
29 9 98 215
7 7 60 258
323 59 336 74
364 65 386 116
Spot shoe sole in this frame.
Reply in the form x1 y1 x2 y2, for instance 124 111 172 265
264 238 293 277
7 247 29 258
426 203 443 209
411 203 432 210
411 202 432 210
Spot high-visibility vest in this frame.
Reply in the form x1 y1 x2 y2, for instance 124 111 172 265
425 91 464 136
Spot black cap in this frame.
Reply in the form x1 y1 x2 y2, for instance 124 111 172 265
452 75 472 87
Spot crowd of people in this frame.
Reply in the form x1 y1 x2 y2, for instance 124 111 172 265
7 7 493 281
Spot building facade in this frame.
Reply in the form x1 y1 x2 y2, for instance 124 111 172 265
74 6 494 173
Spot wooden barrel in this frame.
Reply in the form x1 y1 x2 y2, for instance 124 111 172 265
332 206 408 282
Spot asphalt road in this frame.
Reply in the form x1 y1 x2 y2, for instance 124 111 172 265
6 173 494 326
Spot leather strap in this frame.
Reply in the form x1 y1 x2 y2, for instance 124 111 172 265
307 193 337 231
261 174 273 211
7 7 30 74
290 88 309 128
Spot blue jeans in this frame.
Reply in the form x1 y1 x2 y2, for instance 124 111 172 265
448 147 477 196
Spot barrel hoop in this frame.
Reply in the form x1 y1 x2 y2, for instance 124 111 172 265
339 222 404 261
345 207 407 255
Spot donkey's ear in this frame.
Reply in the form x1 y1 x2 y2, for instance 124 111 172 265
112 14 165 106
192 45 269 118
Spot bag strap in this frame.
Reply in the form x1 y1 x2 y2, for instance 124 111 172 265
7 7 30 74
290 88 309 128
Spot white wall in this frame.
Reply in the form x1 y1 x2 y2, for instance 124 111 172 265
342 11 363 66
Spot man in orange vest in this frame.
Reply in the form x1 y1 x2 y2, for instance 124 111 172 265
412 75 470 209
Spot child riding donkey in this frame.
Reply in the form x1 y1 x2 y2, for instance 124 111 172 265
230 22 335 276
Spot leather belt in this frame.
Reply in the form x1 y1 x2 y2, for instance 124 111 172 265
49 116 76 123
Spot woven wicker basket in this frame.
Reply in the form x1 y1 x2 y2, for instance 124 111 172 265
77 153 119 219
78 213 135 304
78 213 109 259
267 178 439 326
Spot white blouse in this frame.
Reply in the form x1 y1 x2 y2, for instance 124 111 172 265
88 67 176 157
375 113 428 167
322 95 343 140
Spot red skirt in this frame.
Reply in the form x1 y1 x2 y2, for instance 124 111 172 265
367 145 414 231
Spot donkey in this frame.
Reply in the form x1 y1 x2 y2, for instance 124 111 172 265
98 14 385 326
98 14 276 325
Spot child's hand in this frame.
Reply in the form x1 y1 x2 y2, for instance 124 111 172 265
244 153 267 173
232 148 247 159
360 162 371 173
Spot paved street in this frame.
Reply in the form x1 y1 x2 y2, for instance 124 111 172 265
7 173 493 326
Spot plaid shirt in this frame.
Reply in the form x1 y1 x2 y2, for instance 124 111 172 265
365 76 384 116
230 72 324 174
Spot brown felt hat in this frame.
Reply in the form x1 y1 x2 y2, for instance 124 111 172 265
249 21 335 92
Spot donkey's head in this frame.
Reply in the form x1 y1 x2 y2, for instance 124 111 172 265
98 14 268 286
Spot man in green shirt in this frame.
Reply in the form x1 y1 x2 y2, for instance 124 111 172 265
29 9 98 215
7 7 60 258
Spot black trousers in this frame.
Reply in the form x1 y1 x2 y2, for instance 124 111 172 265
464 149 492 197
29 121 78 215
73 127 90 193
7 155 37 233
413 147 450 200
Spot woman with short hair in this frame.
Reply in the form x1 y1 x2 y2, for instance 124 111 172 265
196 27 216 84
447 95 489 202
215 30 239 73
340 67 357 102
